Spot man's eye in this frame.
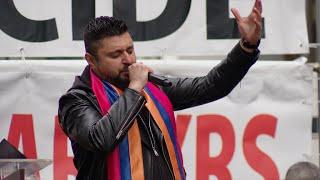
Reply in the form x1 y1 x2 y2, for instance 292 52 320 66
110 53 120 58
127 47 134 54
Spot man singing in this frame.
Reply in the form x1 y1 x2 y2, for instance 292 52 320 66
58 0 262 179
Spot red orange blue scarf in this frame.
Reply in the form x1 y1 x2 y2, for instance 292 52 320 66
90 69 185 180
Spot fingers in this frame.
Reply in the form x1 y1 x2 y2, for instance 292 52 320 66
231 8 242 22
138 62 153 73
254 0 263 13
129 62 149 72
128 63 150 92
147 67 154 74
252 8 262 35
254 18 262 34
129 63 153 77
253 8 262 22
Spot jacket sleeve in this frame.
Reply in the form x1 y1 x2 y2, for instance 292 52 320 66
58 88 146 153
162 42 260 111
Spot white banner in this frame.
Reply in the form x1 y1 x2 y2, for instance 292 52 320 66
0 0 308 57
0 58 313 180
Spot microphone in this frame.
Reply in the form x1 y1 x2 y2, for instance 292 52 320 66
148 73 172 87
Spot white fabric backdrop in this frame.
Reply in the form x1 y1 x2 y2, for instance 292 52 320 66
0 58 313 180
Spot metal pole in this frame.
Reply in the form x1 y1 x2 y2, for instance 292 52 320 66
316 0 320 60
316 0 320 167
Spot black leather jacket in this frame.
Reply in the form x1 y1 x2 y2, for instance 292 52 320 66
58 43 259 180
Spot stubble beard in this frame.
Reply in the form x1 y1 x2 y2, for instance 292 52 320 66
116 76 130 89
108 72 130 90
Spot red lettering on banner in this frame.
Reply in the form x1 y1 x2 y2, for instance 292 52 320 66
196 115 235 180
5 113 280 179
7 114 40 179
7 114 38 159
243 114 279 180
176 114 192 147
53 116 77 180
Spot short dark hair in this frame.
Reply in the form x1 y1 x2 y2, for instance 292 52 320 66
285 161 320 180
83 16 128 56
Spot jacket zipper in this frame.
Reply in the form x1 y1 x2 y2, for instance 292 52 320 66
147 113 159 157
116 96 145 140
160 136 175 180
138 114 159 156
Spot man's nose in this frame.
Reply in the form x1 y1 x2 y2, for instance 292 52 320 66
122 52 133 64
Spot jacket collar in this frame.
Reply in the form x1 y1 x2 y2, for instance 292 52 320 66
69 65 92 93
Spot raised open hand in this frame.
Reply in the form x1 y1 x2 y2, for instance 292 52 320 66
231 0 262 45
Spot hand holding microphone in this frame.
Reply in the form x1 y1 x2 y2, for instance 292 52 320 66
128 63 172 93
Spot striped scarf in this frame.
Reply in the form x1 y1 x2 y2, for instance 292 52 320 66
90 69 185 180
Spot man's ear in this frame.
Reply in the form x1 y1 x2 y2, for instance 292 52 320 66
85 52 97 70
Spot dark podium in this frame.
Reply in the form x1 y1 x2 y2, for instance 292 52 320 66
0 159 52 180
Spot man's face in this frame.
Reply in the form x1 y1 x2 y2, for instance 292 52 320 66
90 32 136 88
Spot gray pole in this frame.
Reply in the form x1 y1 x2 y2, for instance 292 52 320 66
317 0 320 61
316 0 320 167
